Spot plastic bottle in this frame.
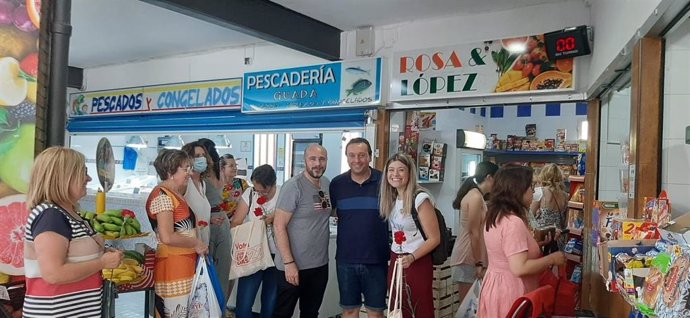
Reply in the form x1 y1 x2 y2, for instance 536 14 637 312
96 188 105 214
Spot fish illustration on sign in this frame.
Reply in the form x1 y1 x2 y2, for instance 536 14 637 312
345 67 370 75
346 79 372 96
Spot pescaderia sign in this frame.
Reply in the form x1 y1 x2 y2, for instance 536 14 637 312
68 78 242 116
242 58 382 113
390 34 575 102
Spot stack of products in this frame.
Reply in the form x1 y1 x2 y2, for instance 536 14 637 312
418 142 446 182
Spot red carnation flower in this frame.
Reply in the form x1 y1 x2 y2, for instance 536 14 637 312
198 221 209 227
254 207 264 217
257 196 268 205
394 230 406 245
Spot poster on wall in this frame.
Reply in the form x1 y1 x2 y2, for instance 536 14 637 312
391 34 575 101
242 57 382 113
0 0 42 278
68 78 243 116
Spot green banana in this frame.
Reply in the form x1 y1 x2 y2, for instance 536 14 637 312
103 223 121 232
109 216 124 226
105 209 122 217
96 214 112 223
120 221 126 237
93 219 105 233
84 212 96 220
125 224 136 236
129 218 141 232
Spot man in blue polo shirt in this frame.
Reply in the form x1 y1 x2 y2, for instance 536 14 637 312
329 138 389 318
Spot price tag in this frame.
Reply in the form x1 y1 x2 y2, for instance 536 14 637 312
0 285 9 301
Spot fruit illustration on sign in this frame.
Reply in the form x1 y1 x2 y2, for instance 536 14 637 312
26 0 40 28
0 194 29 275
0 57 28 106
0 124 34 193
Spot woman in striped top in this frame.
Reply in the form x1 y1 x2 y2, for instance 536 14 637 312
23 147 124 318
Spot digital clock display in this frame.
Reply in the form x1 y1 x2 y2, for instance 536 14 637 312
544 26 591 60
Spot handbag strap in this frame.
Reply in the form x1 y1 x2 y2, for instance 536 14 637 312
387 257 398 313
396 258 403 311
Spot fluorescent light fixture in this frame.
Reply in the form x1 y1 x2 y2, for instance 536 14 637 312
125 136 147 148
579 121 588 140
456 129 487 150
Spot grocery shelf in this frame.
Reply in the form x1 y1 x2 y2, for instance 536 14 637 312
565 253 582 263
568 201 584 209
568 175 585 183
567 227 583 236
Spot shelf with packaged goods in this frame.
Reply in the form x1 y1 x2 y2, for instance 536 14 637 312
568 201 584 209
483 150 580 165
567 227 583 236
568 175 585 183
565 253 582 263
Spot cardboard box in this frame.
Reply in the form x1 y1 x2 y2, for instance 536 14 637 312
598 240 657 291
611 219 659 240
658 212 690 245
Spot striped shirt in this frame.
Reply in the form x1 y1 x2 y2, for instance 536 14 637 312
23 203 104 318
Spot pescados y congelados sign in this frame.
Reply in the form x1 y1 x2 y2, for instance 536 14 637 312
390 34 575 101
68 78 242 116
242 58 381 113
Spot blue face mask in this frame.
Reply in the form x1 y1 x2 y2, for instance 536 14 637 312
193 157 208 173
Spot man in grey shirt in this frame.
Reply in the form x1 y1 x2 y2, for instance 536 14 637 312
273 144 331 318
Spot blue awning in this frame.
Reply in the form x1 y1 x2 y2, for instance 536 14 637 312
67 108 370 133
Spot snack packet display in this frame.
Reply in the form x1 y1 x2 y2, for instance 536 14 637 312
655 253 690 318
638 253 672 314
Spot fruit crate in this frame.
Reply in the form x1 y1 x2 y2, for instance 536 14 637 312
116 244 155 293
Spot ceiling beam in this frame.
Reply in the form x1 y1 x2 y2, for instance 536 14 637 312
141 0 342 61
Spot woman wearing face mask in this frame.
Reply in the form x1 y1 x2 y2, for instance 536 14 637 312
182 142 212 246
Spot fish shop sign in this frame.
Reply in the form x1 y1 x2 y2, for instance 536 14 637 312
242 58 382 113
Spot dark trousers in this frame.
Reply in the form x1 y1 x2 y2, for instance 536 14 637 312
273 264 329 318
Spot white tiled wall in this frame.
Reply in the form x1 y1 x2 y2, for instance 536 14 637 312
664 19 690 217
483 103 587 143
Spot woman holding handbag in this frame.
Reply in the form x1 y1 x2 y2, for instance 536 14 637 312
478 166 565 318
529 164 568 253
380 154 439 318
231 164 281 318
146 149 208 318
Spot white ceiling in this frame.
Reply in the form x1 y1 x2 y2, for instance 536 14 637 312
271 0 574 30
69 0 575 68
69 0 261 68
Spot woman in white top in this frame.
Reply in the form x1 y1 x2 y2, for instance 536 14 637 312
181 142 212 245
231 164 281 318
380 153 439 318
449 161 498 304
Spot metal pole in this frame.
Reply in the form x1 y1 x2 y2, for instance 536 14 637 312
47 0 72 146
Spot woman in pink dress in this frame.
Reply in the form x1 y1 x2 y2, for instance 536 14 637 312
478 166 566 318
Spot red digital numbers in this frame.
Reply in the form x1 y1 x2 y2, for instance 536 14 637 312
556 36 576 52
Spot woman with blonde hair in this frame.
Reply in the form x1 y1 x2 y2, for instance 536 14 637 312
380 153 439 318
23 147 123 317
529 163 568 252
146 149 208 317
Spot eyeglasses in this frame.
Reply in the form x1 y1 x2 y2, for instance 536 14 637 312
179 166 192 174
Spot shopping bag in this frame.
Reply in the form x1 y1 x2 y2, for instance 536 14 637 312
539 265 578 316
229 219 275 280
506 285 555 318
188 256 223 318
205 256 225 315
387 258 403 318
456 279 481 318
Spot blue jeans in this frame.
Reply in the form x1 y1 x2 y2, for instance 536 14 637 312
235 265 279 318
336 262 387 312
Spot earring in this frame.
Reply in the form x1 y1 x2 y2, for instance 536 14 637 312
171 175 175 180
